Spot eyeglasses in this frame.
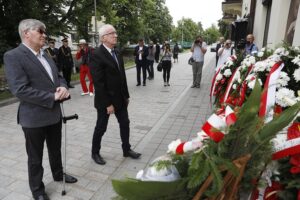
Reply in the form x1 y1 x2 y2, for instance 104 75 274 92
36 28 46 35
103 31 117 36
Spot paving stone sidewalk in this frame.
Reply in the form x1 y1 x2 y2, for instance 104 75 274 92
0 51 215 200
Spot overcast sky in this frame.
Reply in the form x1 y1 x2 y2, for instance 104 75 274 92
165 0 224 29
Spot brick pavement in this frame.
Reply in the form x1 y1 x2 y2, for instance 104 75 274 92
0 51 215 200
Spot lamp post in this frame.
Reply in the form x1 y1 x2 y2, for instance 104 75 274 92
94 0 98 47
181 21 184 46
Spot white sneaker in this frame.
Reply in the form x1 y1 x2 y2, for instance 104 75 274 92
89 92 94 96
81 92 89 96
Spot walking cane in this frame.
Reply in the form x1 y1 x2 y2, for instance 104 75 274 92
60 100 78 196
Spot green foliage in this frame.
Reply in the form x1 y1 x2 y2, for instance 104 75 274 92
172 18 202 44
112 178 190 200
203 24 220 44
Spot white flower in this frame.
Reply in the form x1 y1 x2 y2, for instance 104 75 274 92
268 55 281 64
293 68 300 82
248 78 262 89
232 84 237 90
253 61 267 72
249 56 256 64
167 139 181 154
276 72 290 88
293 46 300 52
275 88 297 107
261 47 266 52
292 55 300 67
257 52 264 58
223 69 232 77
238 78 242 83
274 47 289 56
225 60 233 66
216 73 223 81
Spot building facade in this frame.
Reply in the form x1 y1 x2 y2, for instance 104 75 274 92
222 0 300 49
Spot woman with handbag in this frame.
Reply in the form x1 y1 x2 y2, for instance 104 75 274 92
161 44 173 86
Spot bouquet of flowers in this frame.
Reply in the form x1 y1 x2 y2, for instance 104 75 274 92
112 82 300 200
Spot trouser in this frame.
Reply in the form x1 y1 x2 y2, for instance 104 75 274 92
136 62 147 84
147 60 154 78
80 64 94 93
192 61 204 86
62 66 72 86
162 60 171 82
22 121 63 198
92 106 131 154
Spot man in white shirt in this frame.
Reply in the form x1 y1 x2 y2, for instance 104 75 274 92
190 36 207 88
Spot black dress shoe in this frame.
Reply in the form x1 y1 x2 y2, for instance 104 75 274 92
92 154 106 165
123 149 141 159
136 83 141 86
68 84 75 88
54 174 78 183
34 193 50 200
143 83 146 86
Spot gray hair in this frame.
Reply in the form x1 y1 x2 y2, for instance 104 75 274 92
18 19 46 41
98 24 115 42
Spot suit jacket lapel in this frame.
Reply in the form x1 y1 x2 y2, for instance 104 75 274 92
20 44 54 85
100 45 120 72
43 53 58 85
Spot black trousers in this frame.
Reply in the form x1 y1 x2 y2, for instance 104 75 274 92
162 60 172 82
62 66 72 85
22 121 63 197
147 60 154 78
136 62 147 84
92 106 131 154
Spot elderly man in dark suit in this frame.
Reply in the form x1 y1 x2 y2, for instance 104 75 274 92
4 19 77 200
89 24 141 165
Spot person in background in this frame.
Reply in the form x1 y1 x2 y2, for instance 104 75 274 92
45 38 59 71
89 24 141 165
4 19 77 200
58 37 74 88
215 36 224 66
216 39 234 71
244 34 258 56
161 43 172 86
155 41 160 63
146 41 156 80
134 39 148 86
190 35 207 88
172 42 180 63
76 39 94 96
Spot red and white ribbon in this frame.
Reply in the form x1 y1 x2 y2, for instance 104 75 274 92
259 62 284 122
202 106 237 142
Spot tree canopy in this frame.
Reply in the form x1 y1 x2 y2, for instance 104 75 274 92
0 0 221 64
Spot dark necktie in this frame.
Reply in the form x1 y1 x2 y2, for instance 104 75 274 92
111 49 119 69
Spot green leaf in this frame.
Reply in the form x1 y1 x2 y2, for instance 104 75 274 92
112 178 189 200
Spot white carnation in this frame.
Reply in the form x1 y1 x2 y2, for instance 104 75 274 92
274 47 289 56
275 88 297 107
257 52 264 58
225 60 233 66
216 73 223 81
292 55 300 67
248 78 262 89
261 47 266 52
223 69 232 77
293 68 300 82
276 72 290 88
253 61 266 72
232 84 237 89
249 56 256 64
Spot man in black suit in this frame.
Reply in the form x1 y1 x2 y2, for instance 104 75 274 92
4 19 77 200
134 39 148 86
58 37 74 88
89 24 141 165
